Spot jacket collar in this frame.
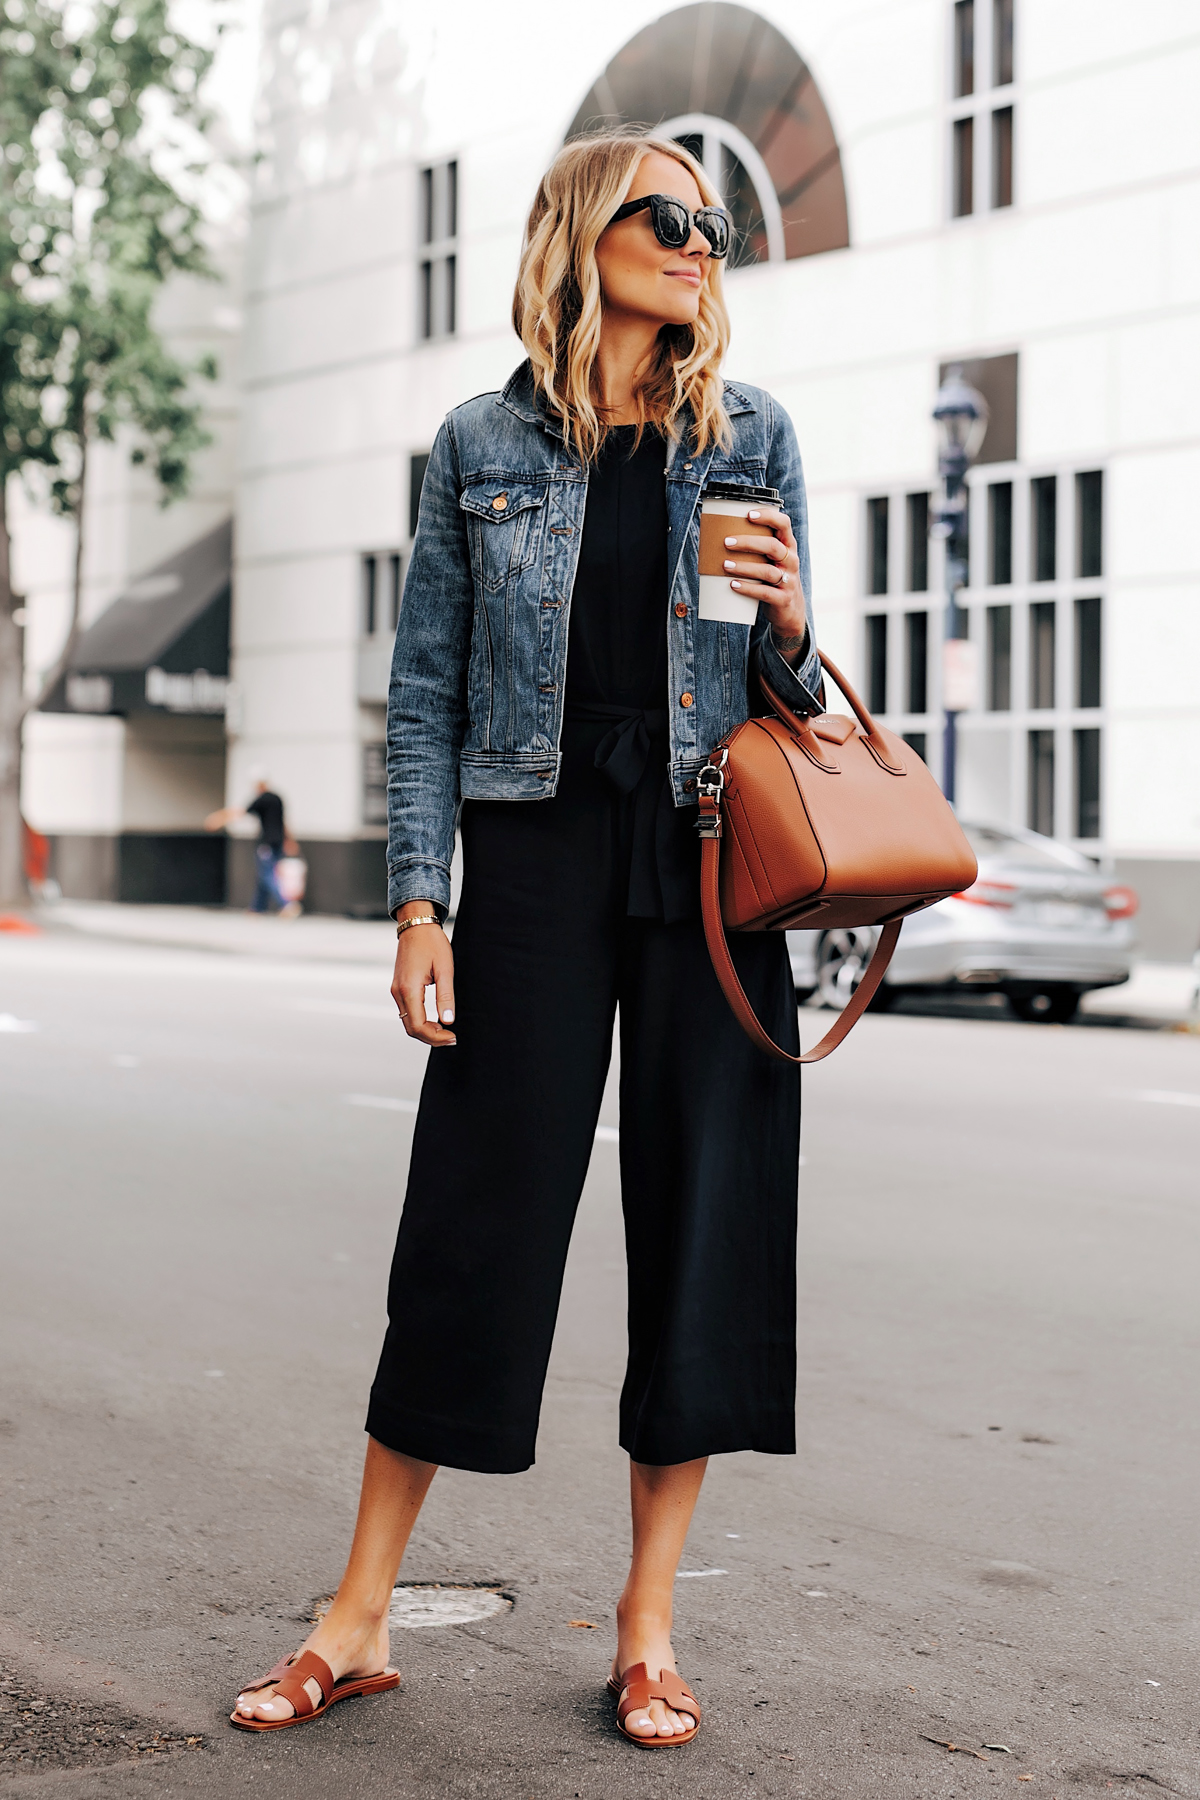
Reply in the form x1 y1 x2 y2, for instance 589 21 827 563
496 359 758 436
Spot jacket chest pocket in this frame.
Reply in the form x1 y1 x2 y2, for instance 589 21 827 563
460 481 548 593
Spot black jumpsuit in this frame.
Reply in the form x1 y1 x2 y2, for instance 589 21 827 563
367 426 801 1473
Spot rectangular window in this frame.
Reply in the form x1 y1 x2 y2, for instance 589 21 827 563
362 744 388 828
867 496 889 595
866 614 889 714
986 604 1012 710
903 732 927 763
905 611 929 714
988 481 1012 584
906 492 929 591
953 0 975 96
952 117 974 217
409 453 430 538
1031 475 1057 581
1075 595 1101 708
418 160 458 340
993 0 1014 85
362 553 378 636
1076 470 1103 577
1074 728 1101 839
1028 729 1055 837
991 106 1013 208
388 552 402 631
1030 600 1056 709
420 158 457 244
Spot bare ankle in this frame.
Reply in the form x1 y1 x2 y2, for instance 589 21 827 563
320 1595 390 1637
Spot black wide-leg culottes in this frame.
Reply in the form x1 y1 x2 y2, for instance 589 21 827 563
366 737 802 1475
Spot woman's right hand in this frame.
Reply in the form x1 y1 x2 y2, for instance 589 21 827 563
391 903 456 1046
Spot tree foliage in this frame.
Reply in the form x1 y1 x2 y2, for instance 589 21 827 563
0 0 221 515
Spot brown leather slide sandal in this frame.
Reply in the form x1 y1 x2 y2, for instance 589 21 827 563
229 1649 399 1732
611 1662 702 1748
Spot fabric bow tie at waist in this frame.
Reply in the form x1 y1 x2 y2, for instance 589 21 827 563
563 701 695 923
591 706 669 794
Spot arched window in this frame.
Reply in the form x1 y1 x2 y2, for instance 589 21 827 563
566 2 850 268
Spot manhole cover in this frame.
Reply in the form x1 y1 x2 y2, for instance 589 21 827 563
314 1585 512 1630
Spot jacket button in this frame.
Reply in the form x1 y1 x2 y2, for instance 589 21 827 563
492 493 508 511
684 778 697 793
674 602 688 618
679 691 694 708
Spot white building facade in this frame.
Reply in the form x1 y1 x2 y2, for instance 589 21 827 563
34 0 1200 951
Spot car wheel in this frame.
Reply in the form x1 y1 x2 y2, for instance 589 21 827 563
816 928 881 1011
1006 986 1080 1024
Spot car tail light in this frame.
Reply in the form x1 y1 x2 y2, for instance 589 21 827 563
951 880 1017 908
1103 884 1138 919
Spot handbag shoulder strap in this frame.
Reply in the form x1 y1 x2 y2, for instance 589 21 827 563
700 834 901 1063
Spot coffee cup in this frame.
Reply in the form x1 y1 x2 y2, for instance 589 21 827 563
697 482 782 624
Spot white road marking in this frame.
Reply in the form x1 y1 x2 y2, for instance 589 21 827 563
346 1093 419 1113
594 1125 619 1143
0 1014 36 1032
1128 1090 1200 1109
676 1568 727 1579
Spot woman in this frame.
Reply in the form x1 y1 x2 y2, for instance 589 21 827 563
232 131 821 1748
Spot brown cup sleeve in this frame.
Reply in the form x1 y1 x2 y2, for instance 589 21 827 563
698 511 773 578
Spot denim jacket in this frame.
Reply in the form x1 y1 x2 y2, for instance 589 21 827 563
386 361 821 917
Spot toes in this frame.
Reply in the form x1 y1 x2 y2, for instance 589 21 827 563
259 1697 296 1721
626 1710 656 1736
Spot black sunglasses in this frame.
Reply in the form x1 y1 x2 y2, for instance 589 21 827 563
608 192 731 260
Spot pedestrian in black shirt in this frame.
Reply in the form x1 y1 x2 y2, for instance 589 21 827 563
206 780 291 913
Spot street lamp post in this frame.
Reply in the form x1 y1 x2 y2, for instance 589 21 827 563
930 368 989 804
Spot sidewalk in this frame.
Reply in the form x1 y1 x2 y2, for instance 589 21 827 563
1080 958 1199 1026
34 900 397 966
26 900 1200 1025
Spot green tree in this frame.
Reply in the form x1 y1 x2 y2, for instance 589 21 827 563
0 0 221 906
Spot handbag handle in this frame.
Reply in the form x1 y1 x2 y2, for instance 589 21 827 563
700 832 901 1062
761 650 905 776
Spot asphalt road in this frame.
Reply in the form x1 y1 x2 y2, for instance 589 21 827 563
1 921 1198 1800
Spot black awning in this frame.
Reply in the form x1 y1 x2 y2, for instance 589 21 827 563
42 519 232 717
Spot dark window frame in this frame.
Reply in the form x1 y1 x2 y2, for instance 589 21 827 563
905 610 929 715
1074 728 1101 839
991 105 1013 208
865 614 889 714
993 0 1014 86
1076 469 1103 577
986 603 1012 711
1074 595 1102 710
906 492 930 592
1029 599 1056 710
952 116 974 217
867 496 889 596
988 480 1013 585
1028 728 1055 837
953 0 975 97
1031 475 1057 582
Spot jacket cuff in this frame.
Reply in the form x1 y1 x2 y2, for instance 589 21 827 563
758 628 824 716
387 859 452 921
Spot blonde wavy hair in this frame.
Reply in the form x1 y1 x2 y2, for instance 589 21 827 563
512 132 732 463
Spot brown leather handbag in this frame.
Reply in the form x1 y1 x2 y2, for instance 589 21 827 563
697 650 978 1062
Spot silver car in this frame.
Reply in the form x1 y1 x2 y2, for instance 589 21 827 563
787 821 1137 1024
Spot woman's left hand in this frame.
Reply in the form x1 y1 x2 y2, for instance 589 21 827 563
721 506 808 662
